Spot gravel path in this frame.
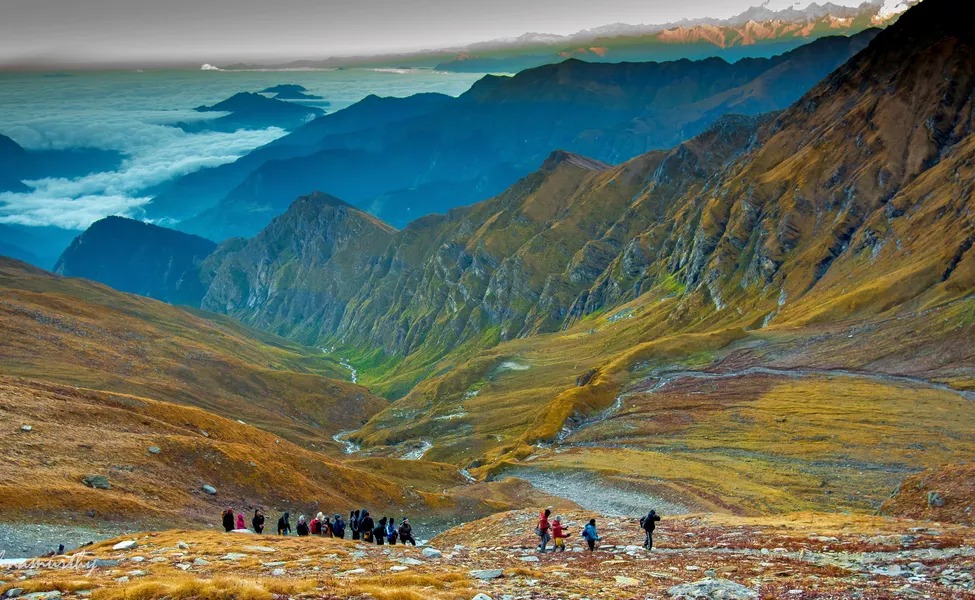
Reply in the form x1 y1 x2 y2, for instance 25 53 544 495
503 468 689 517
0 523 134 558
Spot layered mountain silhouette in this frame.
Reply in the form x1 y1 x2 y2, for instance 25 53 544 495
146 31 877 240
174 91 325 133
58 0 973 402
54 217 216 305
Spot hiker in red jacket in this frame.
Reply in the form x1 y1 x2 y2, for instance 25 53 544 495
537 508 552 552
551 516 571 552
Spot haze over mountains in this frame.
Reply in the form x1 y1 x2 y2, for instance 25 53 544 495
144 29 877 241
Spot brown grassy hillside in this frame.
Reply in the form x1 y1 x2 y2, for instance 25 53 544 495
0 258 386 447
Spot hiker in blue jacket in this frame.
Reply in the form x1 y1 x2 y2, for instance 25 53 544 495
582 518 601 552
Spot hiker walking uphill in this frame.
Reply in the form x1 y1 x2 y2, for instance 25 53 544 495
222 508 235 532
641 509 662 550
252 509 265 534
277 512 291 536
536 509 552 552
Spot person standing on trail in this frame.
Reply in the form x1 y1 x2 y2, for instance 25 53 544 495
296 515 310 536
310 513 323 535
222 508 235 532
333 514 346 539
399 518 416 546
252 509 266 534
640 509 661 550
351 510 361 540
551 516 571 552
386 517 398 544
582 518 601 552
235 512 246 530
277 512 292 536
359 510 375 543
536 508 552 552
375 517 388 545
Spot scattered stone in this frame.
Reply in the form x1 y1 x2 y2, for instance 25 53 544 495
150 557 167 563
927 491 945 507
147 446 161 454
177 541 190 550
520 556 539 562
92 559 119 568
115 577 129 584
470 569 504 580
338 569 367 576
421 547 442 559
615 576 640 586
22 593 61 600
399 558 425 566
230 529 253 534
128 570 147 577
202 484 217 495
112 540 137 551
193 558 209 566
129 556 145 563
82 475 111 490
472 594 494 600
271 568 286 577
4 590 23 599
390 566 409 572
19 426 32 433
243 545 275 553
221 553 248 561
262 561 286 568
669 578 758 599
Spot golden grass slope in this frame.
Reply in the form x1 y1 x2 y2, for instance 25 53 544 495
0 376 533 528
0 258 386 447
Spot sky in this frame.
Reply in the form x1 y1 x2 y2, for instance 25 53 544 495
0 0 882 67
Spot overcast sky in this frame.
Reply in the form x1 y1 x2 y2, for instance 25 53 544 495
1 0 876 67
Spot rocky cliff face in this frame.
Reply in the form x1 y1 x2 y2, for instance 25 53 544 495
199 192 396 343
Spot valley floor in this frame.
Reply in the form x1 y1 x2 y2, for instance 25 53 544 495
1 510 973 599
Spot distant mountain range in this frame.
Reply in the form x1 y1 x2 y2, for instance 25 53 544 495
216 0 916 73
56 0 973 405
145 30 878 241
173 91 326 133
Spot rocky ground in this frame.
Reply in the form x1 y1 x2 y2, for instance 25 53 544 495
1 510 973 599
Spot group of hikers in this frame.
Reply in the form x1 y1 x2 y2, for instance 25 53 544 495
220 508 416 545
535 508 661 552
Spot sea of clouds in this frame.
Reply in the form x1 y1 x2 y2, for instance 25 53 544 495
0 68 482 231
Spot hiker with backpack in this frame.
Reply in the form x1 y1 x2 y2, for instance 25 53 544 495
235 512 246 530
640 509 661 550
582 518 601 552
252 509 265 534
536 508 552 552
551 516 571 552
386 517 398 545
399 518 416 546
